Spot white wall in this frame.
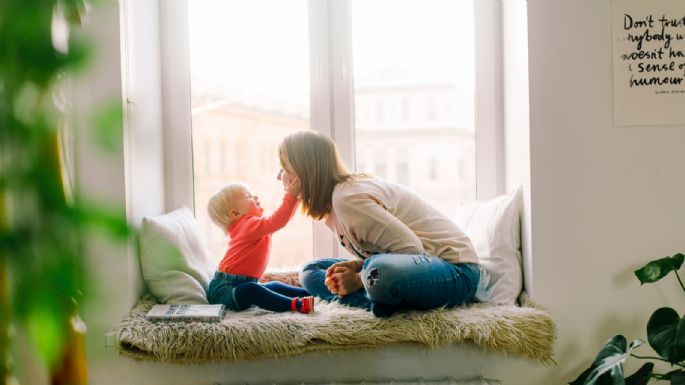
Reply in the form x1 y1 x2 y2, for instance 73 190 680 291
527 0 685 383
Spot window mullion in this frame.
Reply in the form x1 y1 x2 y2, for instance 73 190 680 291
309 0 333 139
308 0 337 260
328 0 355 169
474 0 505 200
327 0 356 260
159 0 194 212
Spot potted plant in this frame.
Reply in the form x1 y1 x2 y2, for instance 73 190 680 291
570 253 685 385
0 1 129 384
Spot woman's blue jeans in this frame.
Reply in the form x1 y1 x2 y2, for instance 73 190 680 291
299 254 480 314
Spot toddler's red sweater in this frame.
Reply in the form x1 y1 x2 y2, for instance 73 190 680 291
218 193 298 278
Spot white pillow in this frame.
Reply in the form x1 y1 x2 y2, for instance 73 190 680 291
454 187 523 306
139 206 217 304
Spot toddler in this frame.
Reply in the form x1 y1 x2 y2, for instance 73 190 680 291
206 180 314 313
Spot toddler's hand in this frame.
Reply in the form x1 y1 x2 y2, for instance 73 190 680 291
285 177 301 198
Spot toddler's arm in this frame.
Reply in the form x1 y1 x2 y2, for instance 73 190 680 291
241 179 300 238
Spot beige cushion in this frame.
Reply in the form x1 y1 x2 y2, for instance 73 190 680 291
139 206 216 304
454 188 523 305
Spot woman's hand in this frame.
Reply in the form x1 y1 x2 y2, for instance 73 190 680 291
325 260 364 298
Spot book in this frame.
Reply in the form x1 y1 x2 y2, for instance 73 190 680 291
146 304 226 323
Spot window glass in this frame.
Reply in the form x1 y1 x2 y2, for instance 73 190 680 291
351 0 477 215
188 0 312 268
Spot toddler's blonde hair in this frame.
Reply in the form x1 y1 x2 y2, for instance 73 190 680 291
207 183 249 232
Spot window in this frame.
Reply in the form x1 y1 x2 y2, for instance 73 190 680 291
187 0 313 267
351 0 476 215
396 162 410 186
162 0 506 267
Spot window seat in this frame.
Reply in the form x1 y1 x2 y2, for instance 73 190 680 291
115 291 556 365
124 192 553 368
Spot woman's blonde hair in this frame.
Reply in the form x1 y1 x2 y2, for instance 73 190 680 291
207 183 248 232
278 131 356 220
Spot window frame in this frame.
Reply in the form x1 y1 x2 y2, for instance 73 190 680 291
160 0 505 260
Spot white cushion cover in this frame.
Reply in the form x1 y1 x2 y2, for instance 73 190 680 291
139 206 216 304
454 188 523 305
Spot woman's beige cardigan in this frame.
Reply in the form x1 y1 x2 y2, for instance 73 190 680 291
323 177 478 265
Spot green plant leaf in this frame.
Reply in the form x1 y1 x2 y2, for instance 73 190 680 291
570 335 644 385
624 363 653 385
672 372 685 385
635 253 685 285
662 369 685 385
26 302 68 367
91 101 123 152
646 307 685 363
569 367 613 385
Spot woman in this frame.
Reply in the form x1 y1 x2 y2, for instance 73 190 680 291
277 131 480 317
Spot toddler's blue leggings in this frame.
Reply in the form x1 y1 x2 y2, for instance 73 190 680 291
207 271 310 312
234 281 310 312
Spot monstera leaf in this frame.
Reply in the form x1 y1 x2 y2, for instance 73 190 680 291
569 335 652 385
569 367 612 385
635 253 685 285
646 307 685 364
624 363 656 385
661 369 685 385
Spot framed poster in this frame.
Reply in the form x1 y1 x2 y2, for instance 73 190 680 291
613 0 685 126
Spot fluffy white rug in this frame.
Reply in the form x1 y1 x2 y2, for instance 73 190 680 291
116 293 555 365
